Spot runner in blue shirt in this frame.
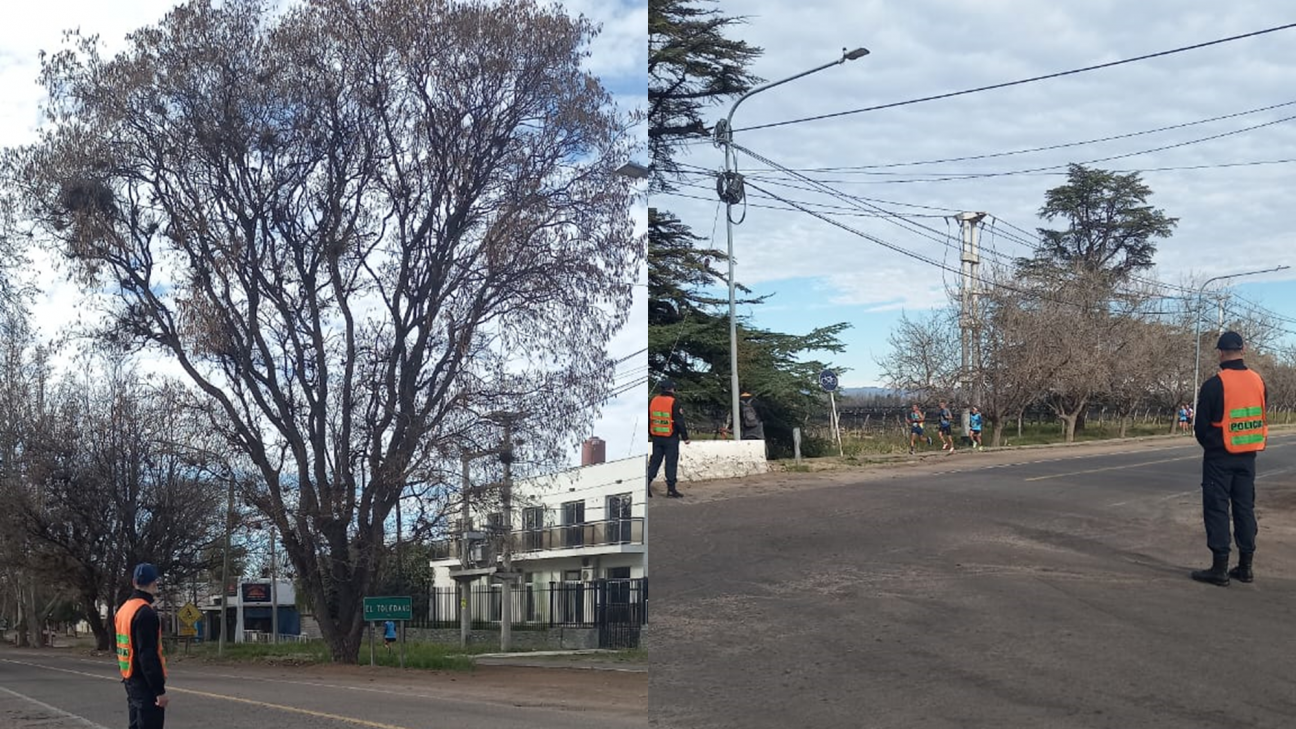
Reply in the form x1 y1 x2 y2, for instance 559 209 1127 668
383 620 397 652
968 406 984 450
908 403 926 455
937 400 956 454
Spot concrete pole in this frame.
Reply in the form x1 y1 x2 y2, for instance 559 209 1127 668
500 421 514 653
459 457 471 649
957 212 986 433
218 476 234 656
270 525 278 644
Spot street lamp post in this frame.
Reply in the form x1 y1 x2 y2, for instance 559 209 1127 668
714 47 869 439
1190 265 1289 423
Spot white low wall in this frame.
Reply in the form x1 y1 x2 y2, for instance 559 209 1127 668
675 440 769 483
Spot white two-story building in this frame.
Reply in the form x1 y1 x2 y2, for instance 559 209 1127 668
427 440 646 630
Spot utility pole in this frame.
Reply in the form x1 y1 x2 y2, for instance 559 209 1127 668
458 456 472 649
218 475 235 657
497 416 519 654
270 524 278 645
956 212 986 434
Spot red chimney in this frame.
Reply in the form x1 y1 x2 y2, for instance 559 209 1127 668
581 436 606 466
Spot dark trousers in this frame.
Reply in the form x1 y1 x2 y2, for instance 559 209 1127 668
1201 454 1257 556
647 437 680 492
125 680 165 729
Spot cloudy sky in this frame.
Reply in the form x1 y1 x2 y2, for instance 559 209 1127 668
0 0 647 467
657 0 1296 388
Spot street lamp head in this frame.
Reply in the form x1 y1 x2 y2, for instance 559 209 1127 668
615 161 650 180
843 47 870 61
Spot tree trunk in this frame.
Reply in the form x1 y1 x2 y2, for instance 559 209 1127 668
86 592 112 651
289 526 377 664
1061 414 1078 443
1016 411 1024 438
1119 415 1130 439
25 580 39 648
991 421 1006 447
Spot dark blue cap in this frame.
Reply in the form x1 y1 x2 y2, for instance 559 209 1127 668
659 379 676 392
1216 331 1245 351
133 563 159 586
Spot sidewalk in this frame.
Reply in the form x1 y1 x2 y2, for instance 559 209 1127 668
470 649 646 673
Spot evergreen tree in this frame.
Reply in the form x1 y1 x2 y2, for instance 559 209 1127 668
648 0 849 457
649 0 761 191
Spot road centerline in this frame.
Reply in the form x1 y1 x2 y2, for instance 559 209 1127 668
1023 455 1199 481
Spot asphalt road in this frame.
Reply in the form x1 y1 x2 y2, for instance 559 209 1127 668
0 648 645 728
648 434 1296 729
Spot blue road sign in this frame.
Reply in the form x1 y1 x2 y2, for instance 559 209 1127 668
818 370 838 392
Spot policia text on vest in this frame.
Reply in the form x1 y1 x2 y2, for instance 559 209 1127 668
1189 332 1266 587
647 380 689 498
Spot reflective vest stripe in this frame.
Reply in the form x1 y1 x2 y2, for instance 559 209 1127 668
1228 406 1263 418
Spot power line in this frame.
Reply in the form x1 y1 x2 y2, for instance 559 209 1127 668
738 113 1296 185
731 144 1206 313
735 22 1296 133
739 100 1296 172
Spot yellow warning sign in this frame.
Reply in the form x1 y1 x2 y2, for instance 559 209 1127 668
178 603 202 625
178 624 198 637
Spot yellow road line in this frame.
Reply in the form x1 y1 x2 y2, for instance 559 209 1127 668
0 659 413 729
1024 455 1198 481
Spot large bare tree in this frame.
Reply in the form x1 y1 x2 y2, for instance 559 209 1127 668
3 0 640 661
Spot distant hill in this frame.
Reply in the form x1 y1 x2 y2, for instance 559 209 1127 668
839 386 904 398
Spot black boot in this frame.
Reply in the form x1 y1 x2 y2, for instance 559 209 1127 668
1191 553 1230 586
646 481 654 498
1228 552 1253 583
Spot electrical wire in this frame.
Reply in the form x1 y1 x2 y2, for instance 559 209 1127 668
737 111 1296 185
737 99 1296 172
735 22 1296 133
729 143 1201 313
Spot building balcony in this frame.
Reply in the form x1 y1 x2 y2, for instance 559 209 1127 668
430 517 644 563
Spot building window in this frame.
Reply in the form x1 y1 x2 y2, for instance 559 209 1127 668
562 500 585 548
606 493 633 544
522 506 544 552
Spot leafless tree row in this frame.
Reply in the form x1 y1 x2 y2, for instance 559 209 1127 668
880 265 1296 447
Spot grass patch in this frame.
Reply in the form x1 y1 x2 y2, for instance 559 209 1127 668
609 648 646 663
178 639 474 671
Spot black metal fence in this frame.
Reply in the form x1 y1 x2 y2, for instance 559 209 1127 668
407 579 647 637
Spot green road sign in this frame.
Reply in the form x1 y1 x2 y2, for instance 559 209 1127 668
363 596 412 621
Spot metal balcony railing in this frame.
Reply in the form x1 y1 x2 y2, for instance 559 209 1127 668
429 517 644 561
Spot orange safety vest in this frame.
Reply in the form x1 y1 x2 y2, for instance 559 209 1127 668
115 597 167 680
1211 368 1267 454
649 395 675 438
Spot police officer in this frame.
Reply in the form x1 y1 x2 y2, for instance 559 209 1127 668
1190 331 1267 586
647 379 690 498
116 563 168 728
